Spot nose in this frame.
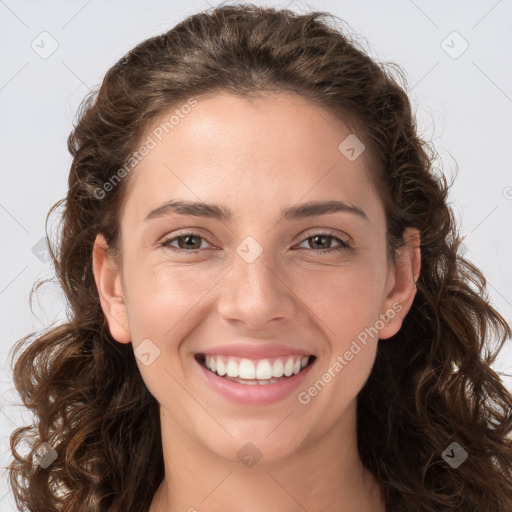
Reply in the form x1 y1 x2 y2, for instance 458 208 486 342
216 246 297 330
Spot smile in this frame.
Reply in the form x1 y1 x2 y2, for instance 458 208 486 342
194 353 316 404
197 354 312 383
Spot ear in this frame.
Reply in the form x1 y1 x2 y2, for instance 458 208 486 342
92 233 131 344
378 227 421 340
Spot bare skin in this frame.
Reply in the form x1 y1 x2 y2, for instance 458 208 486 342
92 91 420 512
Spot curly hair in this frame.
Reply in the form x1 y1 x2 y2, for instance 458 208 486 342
7 3 512 511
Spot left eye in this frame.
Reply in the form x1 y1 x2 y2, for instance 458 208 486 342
159 232 210 251
159 232 351 254
297 233 351 252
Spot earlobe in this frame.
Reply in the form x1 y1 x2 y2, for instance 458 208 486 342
378 227 421 340
92 234 131 344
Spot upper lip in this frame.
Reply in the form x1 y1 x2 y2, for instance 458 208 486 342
196 343 314 359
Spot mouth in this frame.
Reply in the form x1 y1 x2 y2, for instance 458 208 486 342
194 353 317 386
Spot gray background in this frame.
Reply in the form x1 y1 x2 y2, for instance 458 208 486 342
1 0 511 509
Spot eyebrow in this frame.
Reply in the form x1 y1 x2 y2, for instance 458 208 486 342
144 199 369 223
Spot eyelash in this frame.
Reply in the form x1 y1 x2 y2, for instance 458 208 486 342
158 231 352 255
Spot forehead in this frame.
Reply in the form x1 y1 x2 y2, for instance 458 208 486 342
121 91 382 225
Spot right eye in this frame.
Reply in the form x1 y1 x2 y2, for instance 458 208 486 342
158 232 214 253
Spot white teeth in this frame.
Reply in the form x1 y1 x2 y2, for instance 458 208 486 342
216 359 226 376
226 360 239 378
239 359 256 379
256 360 272 380
272 359 284 378
283 358 294 377
202 354 312 382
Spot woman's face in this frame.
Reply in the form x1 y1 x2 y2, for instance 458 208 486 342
94 91 418 463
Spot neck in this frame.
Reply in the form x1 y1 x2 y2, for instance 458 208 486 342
149 399 385 512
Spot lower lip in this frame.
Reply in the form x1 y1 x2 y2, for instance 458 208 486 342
196 357 315 405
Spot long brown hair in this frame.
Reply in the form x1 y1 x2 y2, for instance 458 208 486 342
7 4 512 511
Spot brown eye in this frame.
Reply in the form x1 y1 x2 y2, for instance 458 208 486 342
159 232 210 252
297 233 351 253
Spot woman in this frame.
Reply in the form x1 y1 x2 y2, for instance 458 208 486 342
7 4 512 511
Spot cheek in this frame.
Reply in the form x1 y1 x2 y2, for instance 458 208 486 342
294 269 384 433
121 263 220 412
297 262 385 392
124 258 221 339
299 262 386 337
